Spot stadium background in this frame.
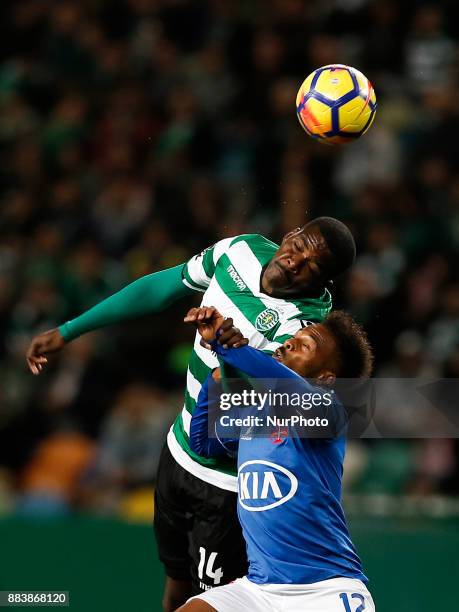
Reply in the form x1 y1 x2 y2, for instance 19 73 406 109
1 0 458 610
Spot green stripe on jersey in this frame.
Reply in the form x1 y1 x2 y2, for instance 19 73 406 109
215 254 281 341
188 351 212 384
172 234 333 481
201 246 216 279
184 389 195 413
229 234 279 264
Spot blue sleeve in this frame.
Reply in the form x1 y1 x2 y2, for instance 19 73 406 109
189 375 239 458
211 342 309 382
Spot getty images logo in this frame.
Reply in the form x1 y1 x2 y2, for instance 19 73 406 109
238 460 298 512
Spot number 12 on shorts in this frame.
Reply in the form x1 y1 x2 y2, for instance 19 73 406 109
198 547 224 585
339 592 366 612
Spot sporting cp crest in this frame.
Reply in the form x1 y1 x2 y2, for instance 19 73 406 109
255 308 279 332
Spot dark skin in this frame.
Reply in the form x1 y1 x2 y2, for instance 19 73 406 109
25 223 334 375
177 307 339 612
261 224 334 298
272 323 339 384
184 307 248 350
187 306 339 389
24 225 336 611
175 600 215 612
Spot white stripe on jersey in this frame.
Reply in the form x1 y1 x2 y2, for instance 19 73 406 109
182 277 202 292
263 341 283 353
227 241 263 295
186 237 236 289
186 255 212 288
275 317 313 339
212 237 234 265
167 428 237 492
181 405 191 435
193 333 219 369
187 370 202 401
203 278 268 348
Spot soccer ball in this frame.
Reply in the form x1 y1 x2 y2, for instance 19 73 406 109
296 64 377 145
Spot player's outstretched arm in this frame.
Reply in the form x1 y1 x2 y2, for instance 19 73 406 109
212 342 303 381
26 263 194 374
26 236 237 374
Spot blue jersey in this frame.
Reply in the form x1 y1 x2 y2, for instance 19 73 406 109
189 342 367 586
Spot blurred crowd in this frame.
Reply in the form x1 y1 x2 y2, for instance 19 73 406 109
1 0 459 519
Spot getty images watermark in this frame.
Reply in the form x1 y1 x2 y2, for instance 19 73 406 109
206 377 459 439
218 388 333 430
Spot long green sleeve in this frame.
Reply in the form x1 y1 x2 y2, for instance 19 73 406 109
58 263 195 342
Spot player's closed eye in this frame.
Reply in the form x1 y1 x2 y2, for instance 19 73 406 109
294 239 304 252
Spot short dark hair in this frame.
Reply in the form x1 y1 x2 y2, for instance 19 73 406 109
305 217 356 277
323 310 373 378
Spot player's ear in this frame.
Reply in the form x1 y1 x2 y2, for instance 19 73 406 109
316 371 336 387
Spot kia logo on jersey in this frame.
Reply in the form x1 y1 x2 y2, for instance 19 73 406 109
238 460 298 511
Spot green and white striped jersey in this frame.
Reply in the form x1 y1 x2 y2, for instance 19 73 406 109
167 234 332 491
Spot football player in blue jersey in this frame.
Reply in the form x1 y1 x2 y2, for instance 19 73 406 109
178 306 375 612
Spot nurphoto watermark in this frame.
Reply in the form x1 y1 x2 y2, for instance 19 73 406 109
206 377 459 439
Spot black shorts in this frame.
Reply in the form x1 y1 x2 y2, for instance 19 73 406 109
154 443 248 594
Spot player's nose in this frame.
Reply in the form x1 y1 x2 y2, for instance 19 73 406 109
283 338 296 352
289 251 310 273
285 255 299 274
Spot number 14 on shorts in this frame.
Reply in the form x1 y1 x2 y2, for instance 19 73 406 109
340 592 366 611
198 547 224 585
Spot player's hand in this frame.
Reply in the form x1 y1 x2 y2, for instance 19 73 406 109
26 328 65 375
184 307 248 349
216 317 248 349
184 306 224 344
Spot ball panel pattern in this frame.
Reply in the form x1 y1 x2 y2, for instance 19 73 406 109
315 68 355 101
296 64 377 144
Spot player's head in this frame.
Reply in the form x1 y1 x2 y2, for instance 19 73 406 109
262 217 356 297
273 311 373 385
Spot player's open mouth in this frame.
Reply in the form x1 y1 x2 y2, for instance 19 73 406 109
273 348 283 361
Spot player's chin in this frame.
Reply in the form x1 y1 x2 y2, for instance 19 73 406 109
263 264 280 285
273 283 304 298
278 356 294 370
267 271 293 293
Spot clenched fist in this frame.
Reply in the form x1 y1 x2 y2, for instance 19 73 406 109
184 306 248 349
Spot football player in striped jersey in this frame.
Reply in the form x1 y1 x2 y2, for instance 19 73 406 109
26 217 356 610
